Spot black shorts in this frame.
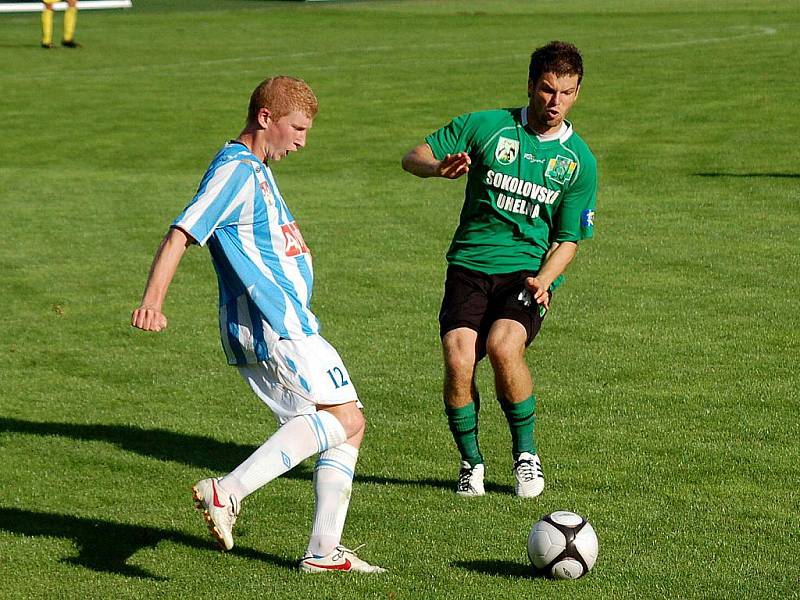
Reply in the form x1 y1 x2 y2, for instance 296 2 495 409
438 264 549 346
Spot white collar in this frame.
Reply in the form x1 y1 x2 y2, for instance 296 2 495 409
521 107 572 143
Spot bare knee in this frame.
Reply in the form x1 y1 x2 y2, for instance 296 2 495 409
443 329 478 376
486 337 523 368
444 350 475 380
320 401 365 440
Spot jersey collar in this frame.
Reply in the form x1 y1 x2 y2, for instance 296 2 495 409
520 107 573 143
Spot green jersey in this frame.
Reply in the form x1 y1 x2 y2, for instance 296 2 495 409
426 107 597 277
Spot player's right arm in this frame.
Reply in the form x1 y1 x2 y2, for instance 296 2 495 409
401 143 470 179
131 227 195 332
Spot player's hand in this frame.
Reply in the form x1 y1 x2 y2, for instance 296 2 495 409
436 152 471 179
524 277 550 310
131 305 168 332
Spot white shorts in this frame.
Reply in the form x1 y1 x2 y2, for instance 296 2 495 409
238 334 362 425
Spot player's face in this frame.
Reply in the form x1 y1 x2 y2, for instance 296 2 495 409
527 72 581 135
264 111 313 161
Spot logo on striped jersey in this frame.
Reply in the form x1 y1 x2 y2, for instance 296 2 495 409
282 222 309 257
260 180 275 205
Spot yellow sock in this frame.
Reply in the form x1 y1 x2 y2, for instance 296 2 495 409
64 7 78 42
41 8 54 45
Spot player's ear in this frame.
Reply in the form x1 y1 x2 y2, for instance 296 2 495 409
257 107 272 129
527 78 534 98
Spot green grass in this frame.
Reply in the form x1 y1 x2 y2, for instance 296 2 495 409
1 0 799 598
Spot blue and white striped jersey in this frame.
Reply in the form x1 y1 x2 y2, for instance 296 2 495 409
173 141 320 365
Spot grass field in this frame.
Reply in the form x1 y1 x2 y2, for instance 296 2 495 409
1 0 799 598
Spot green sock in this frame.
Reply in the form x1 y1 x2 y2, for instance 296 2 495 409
500 395 537 458
445 400 483 467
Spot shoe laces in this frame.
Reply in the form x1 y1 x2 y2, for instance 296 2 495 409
228 494 241 517
334 543 365 560
457 466 475 491
514 457 539 482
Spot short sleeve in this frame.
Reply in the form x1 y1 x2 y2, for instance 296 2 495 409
425 113 476 160
553 154 597 243
172 160 254 246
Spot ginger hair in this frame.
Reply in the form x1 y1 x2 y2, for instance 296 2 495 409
247 76 318 124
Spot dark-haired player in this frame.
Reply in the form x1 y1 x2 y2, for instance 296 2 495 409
402 41 597 498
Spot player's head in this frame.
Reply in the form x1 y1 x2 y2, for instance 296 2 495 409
247 76 318 161
526 41 583 135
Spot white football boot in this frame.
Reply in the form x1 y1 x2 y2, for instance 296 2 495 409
300 545 386 574
456 461 485 497
192 478 240 551
513 452 544 498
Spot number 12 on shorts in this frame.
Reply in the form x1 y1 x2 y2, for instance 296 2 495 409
326 367 350 389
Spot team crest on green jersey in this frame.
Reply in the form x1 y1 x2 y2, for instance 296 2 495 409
495 137 519 165
545 155 577 184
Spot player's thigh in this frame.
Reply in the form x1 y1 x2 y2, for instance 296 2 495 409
489 271 549 346
238 361 312 425
439 265 492 340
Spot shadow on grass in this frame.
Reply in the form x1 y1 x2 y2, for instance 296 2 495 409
694 172 800 178
453 559 538 579
0 416 255 473
0 417 514 493
0 507 295 579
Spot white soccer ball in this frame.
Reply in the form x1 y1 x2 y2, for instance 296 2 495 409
527 510 598 579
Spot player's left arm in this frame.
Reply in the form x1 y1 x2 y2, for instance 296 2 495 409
526 151 597 309
525 242 578 309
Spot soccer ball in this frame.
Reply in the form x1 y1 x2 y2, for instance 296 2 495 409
527 511 598 579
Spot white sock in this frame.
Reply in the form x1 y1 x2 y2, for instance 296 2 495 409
305 442 359 557
220 411 347 501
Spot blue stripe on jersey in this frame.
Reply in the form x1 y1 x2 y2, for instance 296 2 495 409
224 317 249 365
246 295 269 360
295 255 314 308
315 458 355 479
